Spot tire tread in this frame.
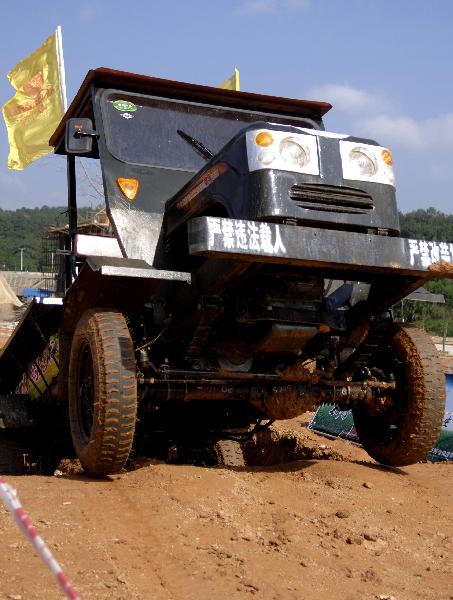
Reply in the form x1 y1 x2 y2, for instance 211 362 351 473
68 309 137 475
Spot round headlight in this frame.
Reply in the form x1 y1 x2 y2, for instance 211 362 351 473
349 147 377 177
279 137 310 168
257 149 275 165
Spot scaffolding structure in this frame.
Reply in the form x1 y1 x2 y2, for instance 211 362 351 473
40 209 113 296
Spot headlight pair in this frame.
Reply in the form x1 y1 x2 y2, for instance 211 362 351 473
247 128 395 187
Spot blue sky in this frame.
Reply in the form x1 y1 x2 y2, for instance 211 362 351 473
1 0 453 214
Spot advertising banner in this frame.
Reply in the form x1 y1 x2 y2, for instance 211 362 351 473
309 374 453 462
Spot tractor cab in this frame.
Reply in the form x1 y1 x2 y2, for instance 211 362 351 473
50 68 330 279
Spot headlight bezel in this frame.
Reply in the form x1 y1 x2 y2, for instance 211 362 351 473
246 129 320 175
340 140 395 187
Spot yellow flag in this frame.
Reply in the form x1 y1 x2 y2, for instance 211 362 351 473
219 68 240 91
2 29 66 170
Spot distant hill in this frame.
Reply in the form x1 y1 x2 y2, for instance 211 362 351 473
0 206 94 271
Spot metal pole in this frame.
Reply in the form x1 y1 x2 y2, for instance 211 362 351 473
66 154 77 288
17 247 26 271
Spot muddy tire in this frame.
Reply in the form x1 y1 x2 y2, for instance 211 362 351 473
68 310 137 476
353 323 445 467
213 439 245 467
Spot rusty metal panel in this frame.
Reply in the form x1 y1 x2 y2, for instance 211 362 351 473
85 256 191 282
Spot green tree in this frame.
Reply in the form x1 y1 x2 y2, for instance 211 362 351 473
0 206 95 271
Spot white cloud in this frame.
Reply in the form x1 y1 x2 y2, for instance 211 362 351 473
236 0 309 15
355 115 424 148
356 113 453 150
307 83 453 155
307 84 392 114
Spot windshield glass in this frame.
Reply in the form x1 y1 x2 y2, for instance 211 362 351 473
102 91 318 172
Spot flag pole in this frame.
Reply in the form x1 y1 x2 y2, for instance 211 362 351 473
56 25 67 111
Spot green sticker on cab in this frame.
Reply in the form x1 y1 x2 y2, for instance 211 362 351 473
112 100 137 112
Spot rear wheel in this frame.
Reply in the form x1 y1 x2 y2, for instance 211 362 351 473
353 323 445 466
68 310 137 475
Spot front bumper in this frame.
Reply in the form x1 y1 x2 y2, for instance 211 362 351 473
188 216 453 280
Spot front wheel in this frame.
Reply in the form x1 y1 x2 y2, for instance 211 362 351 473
353 323 445 466
68 310 137 475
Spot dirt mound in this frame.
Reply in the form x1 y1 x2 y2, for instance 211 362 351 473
1 420 452 600
244 422 346 465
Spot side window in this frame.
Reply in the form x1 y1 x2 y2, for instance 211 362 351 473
76 158 105 209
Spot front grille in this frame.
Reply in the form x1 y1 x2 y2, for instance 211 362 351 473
289 183 374 214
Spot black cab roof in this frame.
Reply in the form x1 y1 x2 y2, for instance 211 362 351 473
50 67 332 153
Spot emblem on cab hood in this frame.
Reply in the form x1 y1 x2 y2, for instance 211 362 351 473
112 100 137 112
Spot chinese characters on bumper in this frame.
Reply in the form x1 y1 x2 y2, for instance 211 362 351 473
207 217 287 255
409 239 453 268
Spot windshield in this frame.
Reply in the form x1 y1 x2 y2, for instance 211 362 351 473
101 90 318 172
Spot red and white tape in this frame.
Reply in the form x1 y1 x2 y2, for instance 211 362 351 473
0 475 81 599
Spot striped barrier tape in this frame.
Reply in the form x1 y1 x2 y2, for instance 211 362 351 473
0 475 81 599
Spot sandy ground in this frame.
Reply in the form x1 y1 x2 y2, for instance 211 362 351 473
0 420 452 600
